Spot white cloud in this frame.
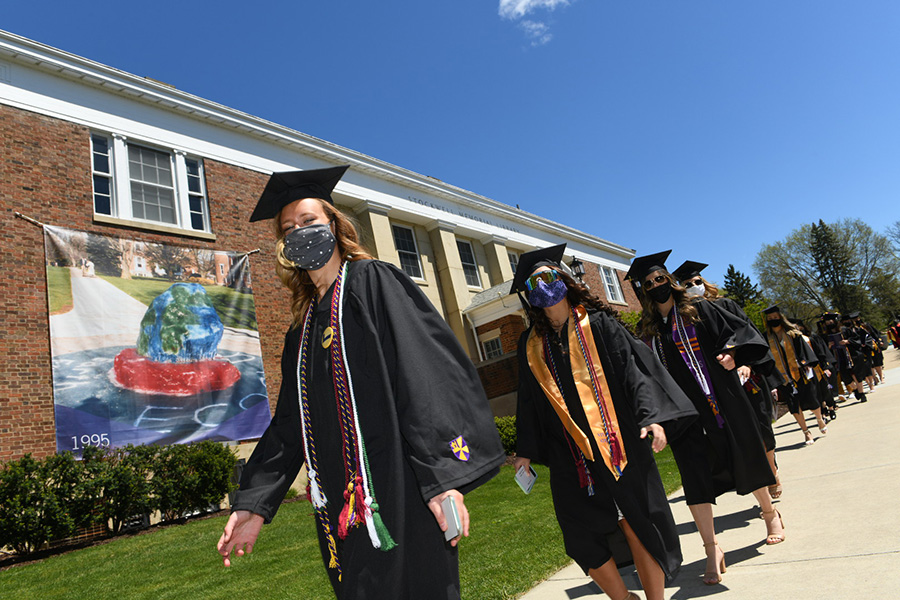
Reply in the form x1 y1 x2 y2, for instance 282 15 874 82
518 20 553 46
498 0 571 21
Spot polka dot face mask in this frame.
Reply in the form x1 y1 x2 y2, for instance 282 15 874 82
283 223 337 271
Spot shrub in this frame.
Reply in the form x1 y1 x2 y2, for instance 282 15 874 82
153 441 237 522
0 453 97 554
494 416 517 455
95 444 158 534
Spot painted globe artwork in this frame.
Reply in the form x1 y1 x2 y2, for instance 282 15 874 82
113 283 240 396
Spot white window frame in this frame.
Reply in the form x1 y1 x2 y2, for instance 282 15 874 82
601 266 625 304
456 239 482 288
482 337 503 360
508 251 519 275
391 224 424 280
90 132 212 236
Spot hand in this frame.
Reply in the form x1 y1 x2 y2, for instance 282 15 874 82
513 456 531 474
427 489 469 547
737 365 751 380
640 423 667 453
217 510 265 567
771 389 779 402
716 350 736 370
824 369 832 378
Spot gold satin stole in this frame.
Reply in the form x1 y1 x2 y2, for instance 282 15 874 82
526 305 626 479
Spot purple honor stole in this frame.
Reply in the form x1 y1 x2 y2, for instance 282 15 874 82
671 313 725 429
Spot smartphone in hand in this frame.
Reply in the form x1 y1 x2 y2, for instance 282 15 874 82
441 495 461 541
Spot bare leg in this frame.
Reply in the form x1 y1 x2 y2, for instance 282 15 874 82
688 503 723 584
812 408 827 433
766 449 781 498
753 487 785 544
875 365 884 382
619 518 665 600
792 412 813 444
587 558 629 600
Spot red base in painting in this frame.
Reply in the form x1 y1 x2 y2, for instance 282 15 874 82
113 348 241 396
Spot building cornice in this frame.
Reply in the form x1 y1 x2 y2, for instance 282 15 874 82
0 29 634 260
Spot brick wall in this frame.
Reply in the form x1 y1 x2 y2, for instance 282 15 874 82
0 104 291 461
476 355 519 401
475 313 527 355
581 260 642 313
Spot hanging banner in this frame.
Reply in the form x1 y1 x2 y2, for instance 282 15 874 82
43 226 271 454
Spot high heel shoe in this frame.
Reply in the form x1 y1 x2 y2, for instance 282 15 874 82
818 423 828 434
804 430 815 445
761 508 786 545
702 541 726 585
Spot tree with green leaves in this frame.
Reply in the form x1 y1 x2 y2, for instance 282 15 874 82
85 233 124 277
754 218 900 326
721 265 762 308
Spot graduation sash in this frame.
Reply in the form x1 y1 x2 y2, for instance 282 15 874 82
526 304 626 480
768 331 801 383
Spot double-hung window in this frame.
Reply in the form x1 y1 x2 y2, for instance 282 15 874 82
601 266 625 303
90 133 211 235
482 337 503 360
456 240 482 287
391 224 424 279
508 251 519 274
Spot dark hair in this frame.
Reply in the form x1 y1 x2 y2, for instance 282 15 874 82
636 271 699 338
524 269 618 337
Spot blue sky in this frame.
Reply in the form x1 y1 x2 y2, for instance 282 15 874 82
4 1 899 287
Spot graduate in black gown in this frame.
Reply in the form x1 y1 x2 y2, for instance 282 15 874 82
673 261 785 499
794 318 838 421
821 313 868 402
217 166 506 600
628 252 785 587
763 306 828 446
842 313 876 395
513 245 697 600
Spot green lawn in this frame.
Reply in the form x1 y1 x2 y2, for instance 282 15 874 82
100 276 258 330
0 460 683 600
46 266 73 314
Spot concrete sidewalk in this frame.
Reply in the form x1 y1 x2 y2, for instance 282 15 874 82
520 350 900 600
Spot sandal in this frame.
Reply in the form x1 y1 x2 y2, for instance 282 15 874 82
818 424 828 435
702 541 726 585
761 508 786 545
804 430 815 445
768 481 783 499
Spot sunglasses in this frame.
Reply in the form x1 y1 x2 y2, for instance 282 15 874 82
684 278 704 287
642 274 668 289
525 269 560 292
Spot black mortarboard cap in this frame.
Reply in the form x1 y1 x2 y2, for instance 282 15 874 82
763 304 781 315
672 260 708 283
249 165 350 222
625 250 672 283
509 243 567 295
849 311 861 319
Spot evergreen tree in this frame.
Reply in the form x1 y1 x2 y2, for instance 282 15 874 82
809 220 866 314
722 264 761 308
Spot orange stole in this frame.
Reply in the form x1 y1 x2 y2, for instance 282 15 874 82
526 305 627 479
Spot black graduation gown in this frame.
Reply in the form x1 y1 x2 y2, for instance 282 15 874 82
232 260 506 600
809 333 838 405
516 310 697 580
713 297 781 451
652 300 775 503
844 326 873 379
768 331 820 414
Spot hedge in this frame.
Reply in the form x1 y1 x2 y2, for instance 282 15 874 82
0 441 236 555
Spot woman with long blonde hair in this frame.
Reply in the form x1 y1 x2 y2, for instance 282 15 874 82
217 165 505 599
628 251 785 587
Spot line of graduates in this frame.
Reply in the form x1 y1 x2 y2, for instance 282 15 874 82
218 162 890 600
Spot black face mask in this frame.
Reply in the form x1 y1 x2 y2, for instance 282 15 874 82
767 319 783 329
647 282 673 304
